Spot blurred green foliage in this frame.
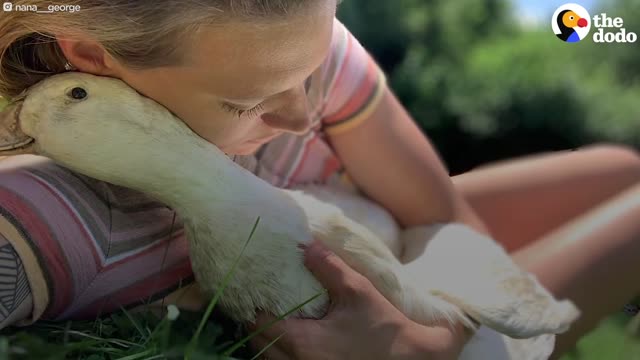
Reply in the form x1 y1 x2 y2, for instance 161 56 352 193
338 0 640 174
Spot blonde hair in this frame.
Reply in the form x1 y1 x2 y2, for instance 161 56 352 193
0 0 310 98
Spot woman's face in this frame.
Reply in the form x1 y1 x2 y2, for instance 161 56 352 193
110 2 336 155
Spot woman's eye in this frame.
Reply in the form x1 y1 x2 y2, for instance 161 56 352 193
222 103 264 119
68 87 88 100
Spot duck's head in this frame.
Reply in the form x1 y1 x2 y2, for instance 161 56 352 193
560 10 589 29
0 72 222 191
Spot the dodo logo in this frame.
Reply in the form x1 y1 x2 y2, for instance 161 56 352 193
552 4 591 42
552 3 637 43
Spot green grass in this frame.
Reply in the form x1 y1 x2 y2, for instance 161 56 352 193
0 308 247 360
0 307 636 359
560 313 640 360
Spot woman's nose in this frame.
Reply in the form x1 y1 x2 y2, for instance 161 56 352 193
260 85 312 134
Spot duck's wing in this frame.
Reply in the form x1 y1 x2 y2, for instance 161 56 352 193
294 184 402 257
459 326 556 360
400 224 581 339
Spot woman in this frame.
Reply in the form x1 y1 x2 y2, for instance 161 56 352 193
0 1 639 359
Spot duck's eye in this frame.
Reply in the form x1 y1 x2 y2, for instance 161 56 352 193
69 87 87 100
570 16 574 20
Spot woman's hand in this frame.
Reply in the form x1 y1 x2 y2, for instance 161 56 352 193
247 241 471 360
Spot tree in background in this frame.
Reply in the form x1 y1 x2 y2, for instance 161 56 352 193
338 0 639 174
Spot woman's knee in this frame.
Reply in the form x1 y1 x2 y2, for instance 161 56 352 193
578 143 640 168
569 143 640 186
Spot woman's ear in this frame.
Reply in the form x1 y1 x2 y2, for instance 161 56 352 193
56 37 119 76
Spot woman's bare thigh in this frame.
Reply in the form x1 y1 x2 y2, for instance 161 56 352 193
451 143 640 252
511 182 640 358
451 143 640 357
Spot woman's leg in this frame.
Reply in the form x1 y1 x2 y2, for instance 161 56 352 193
451 144 640 252
450 143 640 358
511 183 640 358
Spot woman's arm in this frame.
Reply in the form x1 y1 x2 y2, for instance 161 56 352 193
0 232 33 329
326 85 490 234
317 19 487 235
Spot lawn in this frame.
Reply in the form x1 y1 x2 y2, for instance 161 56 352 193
0 306 635 359
561 312 640 360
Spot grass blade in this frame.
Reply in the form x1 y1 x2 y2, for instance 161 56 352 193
50 330 141 348
249 333 284 360
119 306 149 341
114 348 155 360
222 290 326 357
186 217 261 357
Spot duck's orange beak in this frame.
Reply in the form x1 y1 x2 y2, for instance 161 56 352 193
0 102 35 155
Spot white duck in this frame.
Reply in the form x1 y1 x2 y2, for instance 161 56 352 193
0 72 580 359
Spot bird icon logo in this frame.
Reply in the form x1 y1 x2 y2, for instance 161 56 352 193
552 4 592 42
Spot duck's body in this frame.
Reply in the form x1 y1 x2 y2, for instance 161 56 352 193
1 72 580 359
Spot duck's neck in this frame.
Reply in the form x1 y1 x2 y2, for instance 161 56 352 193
145 146 264 211
135 136 310 245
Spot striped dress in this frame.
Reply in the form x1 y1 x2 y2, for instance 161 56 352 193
0 18 387 326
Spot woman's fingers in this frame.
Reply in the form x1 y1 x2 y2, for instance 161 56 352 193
303 240 372 305
250 312 290 336
249 312 306 352
249 311 330 359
